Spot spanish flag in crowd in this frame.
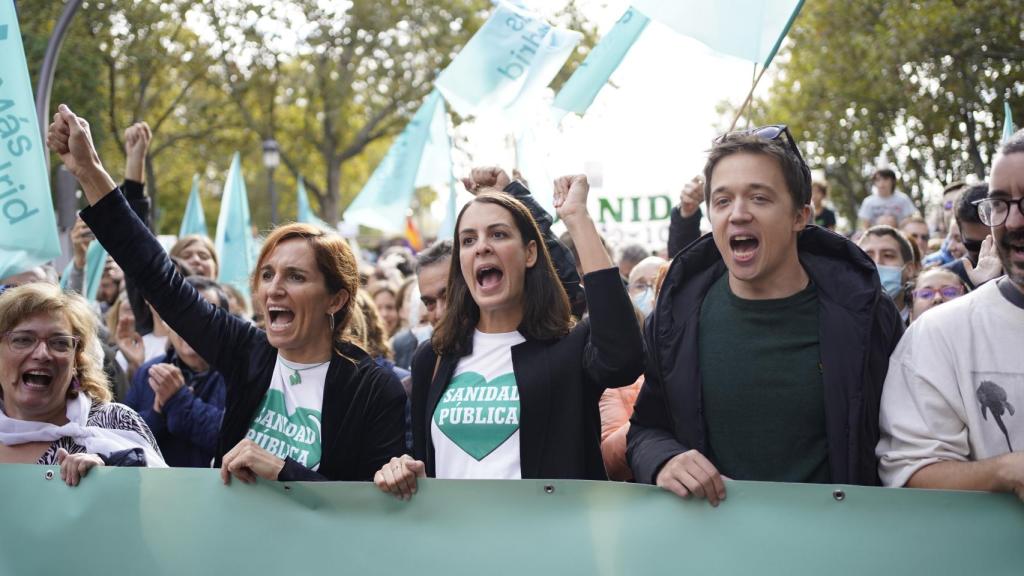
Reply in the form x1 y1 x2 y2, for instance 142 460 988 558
405 216 424 251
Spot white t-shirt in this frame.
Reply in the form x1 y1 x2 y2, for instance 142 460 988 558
858 190 918 225
431 329 525 479
877 279 1024 487
245 356 328 470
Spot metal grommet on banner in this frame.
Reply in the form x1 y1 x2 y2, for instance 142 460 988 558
544 485 555 494
44 470 54 480
832 489 846 502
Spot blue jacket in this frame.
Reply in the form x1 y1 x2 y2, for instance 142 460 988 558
126 350 226 468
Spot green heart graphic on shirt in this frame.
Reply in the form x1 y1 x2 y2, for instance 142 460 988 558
433 371 520 461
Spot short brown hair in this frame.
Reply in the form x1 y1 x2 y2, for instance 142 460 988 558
252 223 359 344
811 180 829 196
704 133 810 212
861 225 916 266
0 283 111 403
433 192 571 356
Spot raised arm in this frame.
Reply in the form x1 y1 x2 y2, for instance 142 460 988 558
47 105 259 383
553 175 644 388
120 122 157 335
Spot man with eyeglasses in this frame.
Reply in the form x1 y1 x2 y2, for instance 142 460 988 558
878 129 1024 501
628 126 903 505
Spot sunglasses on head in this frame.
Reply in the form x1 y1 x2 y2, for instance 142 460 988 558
715 124 812 204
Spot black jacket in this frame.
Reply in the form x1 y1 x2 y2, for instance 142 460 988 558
82 190 407 481
409 268 644 480
627 225 904 486
667 205 702 258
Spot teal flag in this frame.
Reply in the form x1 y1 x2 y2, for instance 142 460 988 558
345 90 443 234
435 1 582 121
214 153 255 297
81 240 107 302
1002 100 1016 145
412 95 458 239
552 8 650 116
295 178 330 229
179 174 208 238
0 0 61 279
2 467 1023 576
632 0 804 67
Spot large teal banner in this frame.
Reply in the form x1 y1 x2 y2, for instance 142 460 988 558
1 465 1021 575
0 0 62 279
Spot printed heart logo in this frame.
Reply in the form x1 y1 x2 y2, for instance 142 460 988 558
433 371 520 460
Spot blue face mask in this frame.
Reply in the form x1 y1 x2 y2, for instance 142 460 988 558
631 287 654 316
877 265 905 299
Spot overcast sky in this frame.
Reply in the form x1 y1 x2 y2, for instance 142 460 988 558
440 0 774 226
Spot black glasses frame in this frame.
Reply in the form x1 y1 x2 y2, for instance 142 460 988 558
973 197 1024 227
715 124 812 204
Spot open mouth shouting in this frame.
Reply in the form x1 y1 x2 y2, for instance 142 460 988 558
267 305 296 333
475 264 505 295
20 368 55 391
729 232 761 265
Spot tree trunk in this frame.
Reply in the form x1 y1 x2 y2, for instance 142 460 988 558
962 107 987 179
324 156 342 227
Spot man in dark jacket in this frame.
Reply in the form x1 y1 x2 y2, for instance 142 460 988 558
627 126 904 506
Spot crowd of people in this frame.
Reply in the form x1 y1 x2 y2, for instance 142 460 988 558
0 104 1019 505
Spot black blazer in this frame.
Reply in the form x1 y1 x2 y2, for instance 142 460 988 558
409 268 645 480
82 190 406 481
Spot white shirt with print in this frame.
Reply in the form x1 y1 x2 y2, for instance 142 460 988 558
432 330 525 479
878 280 1024 487
245 356 328 471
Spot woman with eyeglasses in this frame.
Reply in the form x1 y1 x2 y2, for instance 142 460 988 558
909 268 967 322
0 283 166 486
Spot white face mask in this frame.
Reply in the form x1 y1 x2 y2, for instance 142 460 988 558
631 286 654 316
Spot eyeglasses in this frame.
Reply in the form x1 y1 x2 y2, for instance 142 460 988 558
1 331 79 357
912 286 964 301
973 197 1024 227
627 281 654 296
714 124 812 203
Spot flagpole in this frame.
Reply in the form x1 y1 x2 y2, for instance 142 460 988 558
726 0 806 133
727 64 769 132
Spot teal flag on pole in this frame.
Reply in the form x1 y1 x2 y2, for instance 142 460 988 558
345 90 444 234
2 467 1023 576
632 0 804 67
435 1 581 121
214 153 255 297
413 95 458 240
179 174 208 238
0 0 61 279
1002 100 1016 145
552 8 650 116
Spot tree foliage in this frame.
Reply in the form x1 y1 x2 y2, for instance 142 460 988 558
23 0 597 233
747 0 1023 227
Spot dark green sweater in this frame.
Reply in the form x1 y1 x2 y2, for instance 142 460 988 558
699 274 830 483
